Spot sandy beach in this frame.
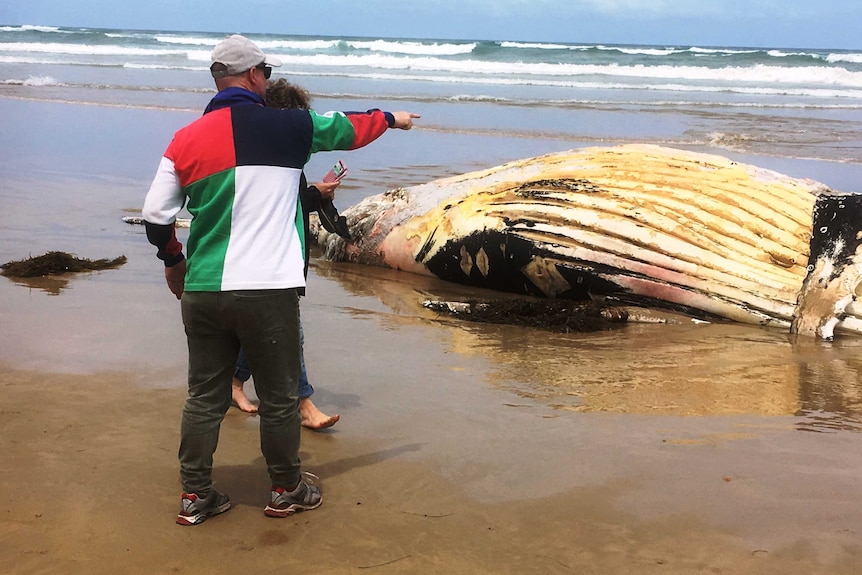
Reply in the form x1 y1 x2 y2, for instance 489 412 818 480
2 90 862 574
3 248 862 574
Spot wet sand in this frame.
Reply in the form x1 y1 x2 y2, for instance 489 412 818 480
2 252 862 574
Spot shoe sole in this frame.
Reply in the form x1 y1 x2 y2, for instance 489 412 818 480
264 498 322 518
176 501 232 526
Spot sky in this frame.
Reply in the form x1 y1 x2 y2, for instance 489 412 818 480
3 0 860 49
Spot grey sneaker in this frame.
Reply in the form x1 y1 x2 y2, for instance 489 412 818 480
264 477 322 518
176 490 231 526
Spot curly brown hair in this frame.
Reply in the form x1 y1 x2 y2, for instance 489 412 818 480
265 78 312 110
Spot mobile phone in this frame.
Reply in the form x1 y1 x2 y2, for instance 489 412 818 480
323 160 348 183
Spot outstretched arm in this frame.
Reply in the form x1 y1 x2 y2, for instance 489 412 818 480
309 109 421 153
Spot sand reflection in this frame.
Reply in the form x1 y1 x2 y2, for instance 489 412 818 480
3 275 71 295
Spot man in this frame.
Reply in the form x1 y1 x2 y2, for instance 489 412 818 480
142 34 419 526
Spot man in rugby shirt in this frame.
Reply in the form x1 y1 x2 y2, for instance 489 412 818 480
142 34 418 526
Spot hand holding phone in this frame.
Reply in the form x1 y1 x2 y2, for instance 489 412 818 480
323 160 348 183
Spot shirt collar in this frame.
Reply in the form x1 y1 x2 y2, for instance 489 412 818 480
203 87 265 115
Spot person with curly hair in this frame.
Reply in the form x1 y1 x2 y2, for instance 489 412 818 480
231 78 344 431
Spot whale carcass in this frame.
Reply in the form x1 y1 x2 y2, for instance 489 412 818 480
316 145 862 339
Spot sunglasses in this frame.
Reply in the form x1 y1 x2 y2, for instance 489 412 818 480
255 64 272 79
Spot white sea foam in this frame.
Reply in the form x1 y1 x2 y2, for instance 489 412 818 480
828 53 862 64
1 75 65 86
707 132 760 152
447 94 510 102
23 75 61 86
500 42 696 56
154 35 220 47
597 45 685 56
0 25 62 33
0 41 189 58
346 39 476 56
268 52 862 89
279 68 862 101
123 63 208 72
254 39 342 51
0 55 57 64
689 47 760 55
767 49 817 58
500 41 582 50
185 49 214 62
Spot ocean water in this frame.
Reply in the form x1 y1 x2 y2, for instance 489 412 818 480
1 23 861 184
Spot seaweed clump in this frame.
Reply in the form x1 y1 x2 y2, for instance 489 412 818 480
1 251 127 278
424 298 627 333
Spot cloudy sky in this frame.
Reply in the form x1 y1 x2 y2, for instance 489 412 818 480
3 0 860 49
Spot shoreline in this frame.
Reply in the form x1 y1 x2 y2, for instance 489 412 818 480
2 94 862 184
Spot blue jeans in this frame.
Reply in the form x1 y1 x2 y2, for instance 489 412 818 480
180 289 302 494
235 321 314 399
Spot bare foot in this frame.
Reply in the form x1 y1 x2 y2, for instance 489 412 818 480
300 397 339 430
231 377 258 413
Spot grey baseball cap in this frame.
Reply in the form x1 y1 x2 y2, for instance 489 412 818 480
210 34 282 78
